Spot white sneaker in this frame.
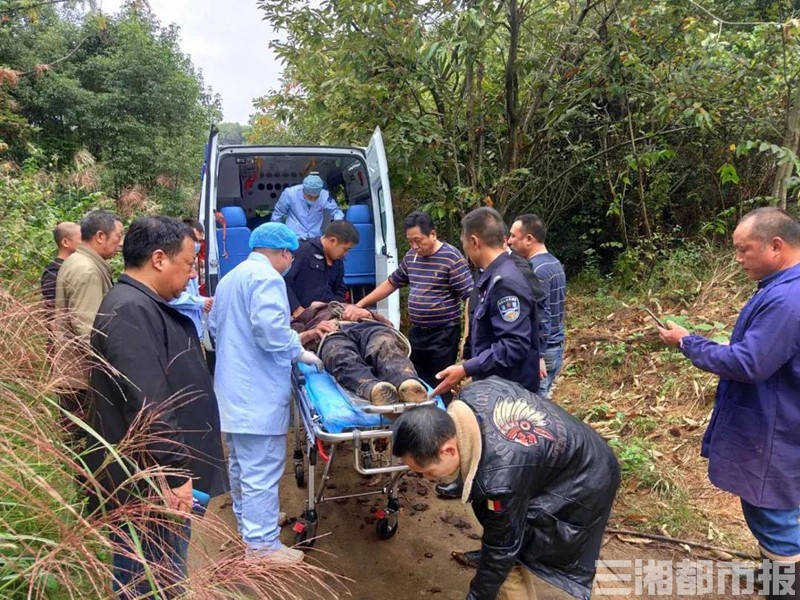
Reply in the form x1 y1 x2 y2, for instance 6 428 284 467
264 546 305 564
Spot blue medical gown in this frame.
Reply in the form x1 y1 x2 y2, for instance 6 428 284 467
209 252 304 435
270 184 344 239
169 276 205 338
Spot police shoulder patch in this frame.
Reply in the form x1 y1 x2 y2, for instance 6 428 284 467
497 295 521 322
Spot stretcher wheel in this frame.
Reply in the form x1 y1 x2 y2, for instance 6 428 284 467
294 529 316 549
292 517 317 550
294 463 305 488
376 516 398 540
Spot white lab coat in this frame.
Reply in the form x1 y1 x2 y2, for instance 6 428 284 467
209 252 303 435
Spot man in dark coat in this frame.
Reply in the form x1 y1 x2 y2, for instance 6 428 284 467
432 207 539 398
393 377 620 600
284 220 359 317
89 216 226 598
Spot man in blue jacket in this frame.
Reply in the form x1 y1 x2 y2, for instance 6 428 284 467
659 207 800 600
208 222 324 563
271 172 344 239
284 220 359 318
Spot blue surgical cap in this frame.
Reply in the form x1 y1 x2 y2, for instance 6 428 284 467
303 173 324 196
249 222 299 251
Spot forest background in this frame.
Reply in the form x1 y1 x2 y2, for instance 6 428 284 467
3 0 800 286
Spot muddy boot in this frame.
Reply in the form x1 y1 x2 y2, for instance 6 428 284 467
370 381 400 405
398 378 428 403
451 550 480 568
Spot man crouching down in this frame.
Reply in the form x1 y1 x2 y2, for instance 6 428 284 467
292 301 428 405
392 377 621 600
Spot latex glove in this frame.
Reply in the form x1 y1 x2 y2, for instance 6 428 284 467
295 349 324 372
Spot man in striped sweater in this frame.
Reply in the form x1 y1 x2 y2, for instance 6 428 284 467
355 211 473 404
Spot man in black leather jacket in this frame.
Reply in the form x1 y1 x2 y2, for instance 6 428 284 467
393 377 620 599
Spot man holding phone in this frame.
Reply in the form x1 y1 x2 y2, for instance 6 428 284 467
658 207 800 600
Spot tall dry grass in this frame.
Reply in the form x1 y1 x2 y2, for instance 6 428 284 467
0 285 347 599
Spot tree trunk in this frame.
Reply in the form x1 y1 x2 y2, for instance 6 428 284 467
496 0 521 215
771 83 800 210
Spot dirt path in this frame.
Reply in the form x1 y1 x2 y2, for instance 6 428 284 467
189 437 761 599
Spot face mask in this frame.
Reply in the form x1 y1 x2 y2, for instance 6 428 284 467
279 251 292 276
194 242 201 255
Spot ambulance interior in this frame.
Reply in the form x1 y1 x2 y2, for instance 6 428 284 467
213 153 378 292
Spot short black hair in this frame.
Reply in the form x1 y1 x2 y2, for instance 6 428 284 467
182 218 204 234
80 210 121 242
741 207 800 247
392 405 456 467
324 220 359 244
404 211 435 236
123 216 194 269
515 213 547 244
461 207 506 248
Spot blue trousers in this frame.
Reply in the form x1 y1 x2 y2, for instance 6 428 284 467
111 518 190 599
539 342 564 400
226 432 286 551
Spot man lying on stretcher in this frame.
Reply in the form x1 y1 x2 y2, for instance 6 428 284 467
291 301 429 406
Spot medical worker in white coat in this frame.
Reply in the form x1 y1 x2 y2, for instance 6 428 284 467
209 222 323 563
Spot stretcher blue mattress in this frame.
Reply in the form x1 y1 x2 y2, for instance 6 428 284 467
295 363 445 433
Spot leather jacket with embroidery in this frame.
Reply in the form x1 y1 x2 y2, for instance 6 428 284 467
459 377 620 600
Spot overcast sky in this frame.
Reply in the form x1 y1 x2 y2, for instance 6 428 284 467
101 0 283 124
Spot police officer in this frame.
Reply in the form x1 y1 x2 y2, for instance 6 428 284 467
432 206 539 397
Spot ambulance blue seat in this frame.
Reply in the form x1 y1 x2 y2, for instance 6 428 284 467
217 206 251 278
343 204 375 287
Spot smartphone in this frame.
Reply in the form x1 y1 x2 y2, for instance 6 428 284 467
644 307 666 329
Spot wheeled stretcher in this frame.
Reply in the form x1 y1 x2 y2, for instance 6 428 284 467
290 363 444 547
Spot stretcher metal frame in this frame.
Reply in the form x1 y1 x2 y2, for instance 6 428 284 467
290 365 437 547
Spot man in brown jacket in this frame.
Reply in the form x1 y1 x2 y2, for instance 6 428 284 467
53 210 124 426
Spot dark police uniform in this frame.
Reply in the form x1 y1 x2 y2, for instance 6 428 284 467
462 252 540 393
283 237 346 313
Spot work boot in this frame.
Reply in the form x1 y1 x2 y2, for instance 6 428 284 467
451 549 480 568
398 379 428 403
435 476 463 500
370 381 400 405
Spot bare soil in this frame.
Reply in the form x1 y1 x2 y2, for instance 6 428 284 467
189 437 759 599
